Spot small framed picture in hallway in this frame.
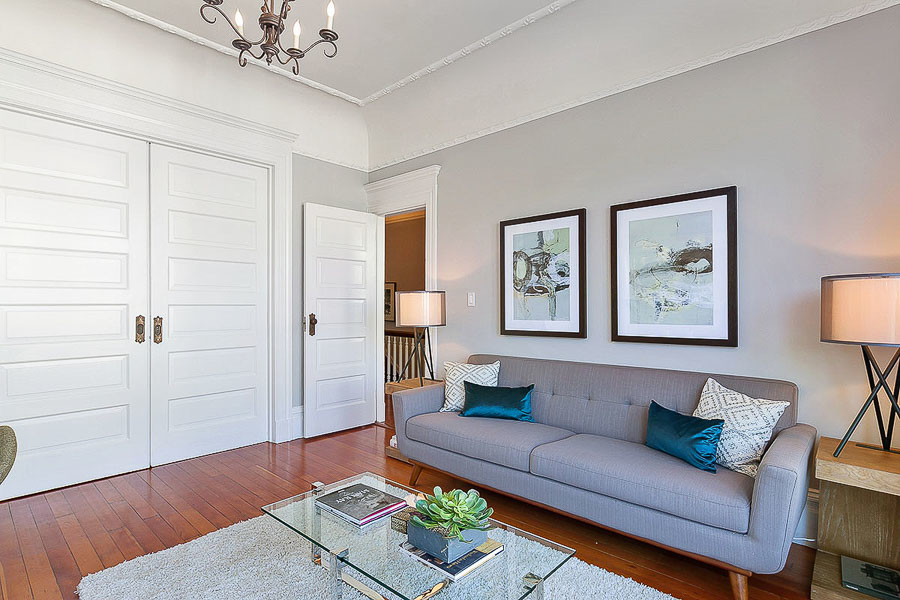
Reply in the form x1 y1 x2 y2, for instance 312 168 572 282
500 208 586 338
384 281 397 321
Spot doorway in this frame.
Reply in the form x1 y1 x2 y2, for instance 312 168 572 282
364 165 441 427
383 209 428 427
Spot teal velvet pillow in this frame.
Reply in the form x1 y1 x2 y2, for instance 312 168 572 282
645 401 724 473
459 381 535 422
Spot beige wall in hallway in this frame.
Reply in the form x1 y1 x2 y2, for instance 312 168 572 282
386 215 427 295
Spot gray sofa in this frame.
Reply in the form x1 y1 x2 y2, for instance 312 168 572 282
393 354 816 600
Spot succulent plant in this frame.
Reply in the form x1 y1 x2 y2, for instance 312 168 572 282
410 487 493 541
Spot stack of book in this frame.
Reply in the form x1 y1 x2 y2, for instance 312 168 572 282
314 483 407 526
401 539 504 582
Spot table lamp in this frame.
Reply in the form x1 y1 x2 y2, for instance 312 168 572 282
395 291 446 386
821 273 900 457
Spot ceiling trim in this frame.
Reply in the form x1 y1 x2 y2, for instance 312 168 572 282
292 149 367 172
89 0 364 105
0 46 298 147
358 0 578 105
369 0 900 171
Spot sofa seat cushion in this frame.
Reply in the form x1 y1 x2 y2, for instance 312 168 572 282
406 412 573 472
530 434 754 533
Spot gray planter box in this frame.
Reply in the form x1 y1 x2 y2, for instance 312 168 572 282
407 522 488 563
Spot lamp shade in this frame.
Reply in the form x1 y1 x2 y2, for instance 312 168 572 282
821 274 900 346
396 291 446 327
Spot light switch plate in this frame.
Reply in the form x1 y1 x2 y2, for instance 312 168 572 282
467 292 476 307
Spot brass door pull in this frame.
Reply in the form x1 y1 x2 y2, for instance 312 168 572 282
153 316 163 344
308 313 318 336
135 315 146 343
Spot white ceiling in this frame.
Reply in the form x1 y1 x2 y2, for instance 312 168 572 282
97 0 556 102
93 0 898 123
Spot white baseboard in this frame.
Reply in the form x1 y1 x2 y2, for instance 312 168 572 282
273 410 304 443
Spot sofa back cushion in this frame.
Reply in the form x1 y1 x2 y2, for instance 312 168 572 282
467 354 798 444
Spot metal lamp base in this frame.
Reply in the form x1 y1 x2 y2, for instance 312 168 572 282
397 327 436 386
834 346 900 457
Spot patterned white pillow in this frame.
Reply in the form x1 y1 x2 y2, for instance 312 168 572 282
440 361 501 412
692 378 790 477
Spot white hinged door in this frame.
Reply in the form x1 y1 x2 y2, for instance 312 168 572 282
0 110 150 499
303 203 379 437
149 145 269 465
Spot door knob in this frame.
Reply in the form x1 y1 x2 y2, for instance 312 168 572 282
308 313 318 336
153 316 163 344
135 315 146 343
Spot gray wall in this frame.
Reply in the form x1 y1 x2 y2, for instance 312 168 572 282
292 154 368 408
370 8 900 445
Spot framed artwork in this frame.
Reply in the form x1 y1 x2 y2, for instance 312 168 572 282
500 208 586 338
611 187 737 346
384 281 397 321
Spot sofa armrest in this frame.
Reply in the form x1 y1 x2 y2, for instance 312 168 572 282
392 384 445 453
747 423 817 572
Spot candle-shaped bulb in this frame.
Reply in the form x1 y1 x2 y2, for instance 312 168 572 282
235 9 244 36
293 20 301 48
326 1 335 30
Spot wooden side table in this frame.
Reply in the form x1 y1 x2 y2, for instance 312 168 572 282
384 378 442 463
811 436 900 599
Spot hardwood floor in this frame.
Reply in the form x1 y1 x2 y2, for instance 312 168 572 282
0 425 813 600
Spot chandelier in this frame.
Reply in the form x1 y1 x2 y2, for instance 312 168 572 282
200 0 338 75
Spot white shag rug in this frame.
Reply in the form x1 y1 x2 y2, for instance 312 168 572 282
77 516 679 600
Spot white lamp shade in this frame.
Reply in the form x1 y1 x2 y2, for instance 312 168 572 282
821 274 900 346
396 291 446 327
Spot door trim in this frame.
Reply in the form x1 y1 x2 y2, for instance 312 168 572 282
0 49 298 443
364 166 440 422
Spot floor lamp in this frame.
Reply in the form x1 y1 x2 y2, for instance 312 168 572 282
821 273 900 457
395 291 446 386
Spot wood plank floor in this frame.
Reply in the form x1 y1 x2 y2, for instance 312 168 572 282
0 425 813 600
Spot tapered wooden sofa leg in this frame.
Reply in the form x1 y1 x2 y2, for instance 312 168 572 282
729 571 750 600
409 464 423 486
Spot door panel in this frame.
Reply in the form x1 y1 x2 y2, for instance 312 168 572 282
0 110 150 500
150 145 268 465
303 203 379 437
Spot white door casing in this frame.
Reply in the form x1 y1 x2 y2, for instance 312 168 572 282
364 166 440 422
303 203 380 438
149 145 269 465
0 109 150 499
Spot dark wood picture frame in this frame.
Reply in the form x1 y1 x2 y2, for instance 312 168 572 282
500 208 587 338
384 281 397 321
610 187 737 347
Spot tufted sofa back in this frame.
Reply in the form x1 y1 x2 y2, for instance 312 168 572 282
467 354 798 444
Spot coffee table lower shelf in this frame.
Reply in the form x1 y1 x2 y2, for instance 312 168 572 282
811 550 884 600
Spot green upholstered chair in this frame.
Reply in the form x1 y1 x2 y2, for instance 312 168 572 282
0 425 16 487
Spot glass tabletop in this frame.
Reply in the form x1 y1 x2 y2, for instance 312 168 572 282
262 473 574 600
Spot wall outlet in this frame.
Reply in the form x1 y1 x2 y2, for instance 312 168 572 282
467 292 476 307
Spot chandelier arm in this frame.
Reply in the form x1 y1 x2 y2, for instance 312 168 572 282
302 38 338 58
248 46 268 61
274 51 294 66
237 45 267 67
199 4 256 45
237 47 250 67
278 0 293 21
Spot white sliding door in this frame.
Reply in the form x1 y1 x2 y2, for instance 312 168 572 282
303 203 379 437
149 145 269 465
0 110 150 499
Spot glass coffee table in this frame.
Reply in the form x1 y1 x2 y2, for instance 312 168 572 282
263 473 574 600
